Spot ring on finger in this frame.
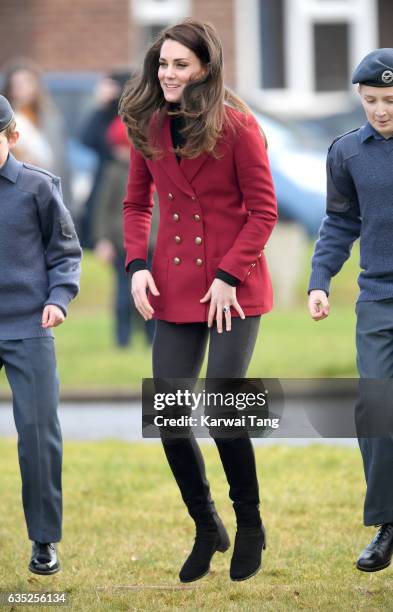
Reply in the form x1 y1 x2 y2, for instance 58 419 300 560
223 305 231 314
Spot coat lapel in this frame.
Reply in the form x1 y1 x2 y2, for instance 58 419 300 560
180 149 209 184
156 113 210 195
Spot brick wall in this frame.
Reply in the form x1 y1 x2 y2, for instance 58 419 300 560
0 1 34 66
0 0 236 86
0 0 130 72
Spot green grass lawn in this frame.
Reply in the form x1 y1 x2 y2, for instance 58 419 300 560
0 245 361 392
1 440 392 611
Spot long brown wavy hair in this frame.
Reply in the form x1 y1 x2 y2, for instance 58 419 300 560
119 19 253 159
2 58 50 121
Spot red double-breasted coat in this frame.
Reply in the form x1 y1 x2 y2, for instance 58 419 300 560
123 106 278 323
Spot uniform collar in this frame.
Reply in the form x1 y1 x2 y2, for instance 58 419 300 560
360 121 393 143
0 153 22 183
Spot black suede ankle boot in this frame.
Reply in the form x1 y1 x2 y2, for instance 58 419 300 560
179 515 230 582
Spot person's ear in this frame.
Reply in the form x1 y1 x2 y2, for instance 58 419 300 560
8 131 19 149
201 64 209 78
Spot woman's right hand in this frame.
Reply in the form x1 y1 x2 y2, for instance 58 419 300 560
131 270 160 320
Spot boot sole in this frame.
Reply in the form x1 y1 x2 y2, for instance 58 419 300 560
179 567 211 583
356 559 391 573
230 563 261 582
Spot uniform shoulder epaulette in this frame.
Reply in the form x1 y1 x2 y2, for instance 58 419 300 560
17 164 59 198
328 128 360 153
21 162 57 182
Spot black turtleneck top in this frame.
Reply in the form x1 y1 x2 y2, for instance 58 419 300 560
169 104 186 159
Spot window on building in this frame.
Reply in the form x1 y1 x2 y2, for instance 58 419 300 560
378 0 393 48
143 24 167 45
259 0 285 89
314 22 349 91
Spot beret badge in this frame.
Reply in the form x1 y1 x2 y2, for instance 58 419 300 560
382 70 393 84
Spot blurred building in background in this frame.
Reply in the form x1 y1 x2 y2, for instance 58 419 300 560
0 0 390 117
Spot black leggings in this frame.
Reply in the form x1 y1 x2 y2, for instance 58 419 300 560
153 316 261 379
152 316 262 527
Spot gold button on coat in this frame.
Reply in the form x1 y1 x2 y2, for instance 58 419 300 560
168 192 174 200
195 236 202 245
174 235 182 244
173 257 181 265
195 258 203 266
173 213 179 222
193 214 201 222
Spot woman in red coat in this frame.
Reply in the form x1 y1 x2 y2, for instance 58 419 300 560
120 19 277 582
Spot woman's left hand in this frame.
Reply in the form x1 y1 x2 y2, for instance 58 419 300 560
200 279 245 333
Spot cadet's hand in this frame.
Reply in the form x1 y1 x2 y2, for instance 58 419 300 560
308 290 330 321
200 278 245 333
42 305 65 328
132 270 160 321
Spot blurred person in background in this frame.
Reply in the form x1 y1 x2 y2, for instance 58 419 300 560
120 19 277 583
78 69 129 248
93 113 156 347
1 58 73 211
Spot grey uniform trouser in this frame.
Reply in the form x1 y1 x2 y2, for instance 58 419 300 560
0 337 62 542
356 299 393 526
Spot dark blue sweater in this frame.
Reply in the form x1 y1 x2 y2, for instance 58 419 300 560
309 122 393 301
0 154 81 339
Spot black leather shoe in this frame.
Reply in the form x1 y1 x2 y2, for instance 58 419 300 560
179 518 230 583
357 523 393 572
230 524 266 581
29 542 60 575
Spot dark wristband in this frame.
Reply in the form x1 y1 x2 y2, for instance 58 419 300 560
127 259 147 279
215 268 241 287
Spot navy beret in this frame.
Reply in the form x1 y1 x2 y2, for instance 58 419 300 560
0 95 14 132
352 48 393 87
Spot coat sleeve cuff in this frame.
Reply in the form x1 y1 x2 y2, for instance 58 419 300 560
127 259 147 280
308 270 331 296
215 268 241 287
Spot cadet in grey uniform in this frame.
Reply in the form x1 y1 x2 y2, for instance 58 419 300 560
308 49 393 572
0 95 81 574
